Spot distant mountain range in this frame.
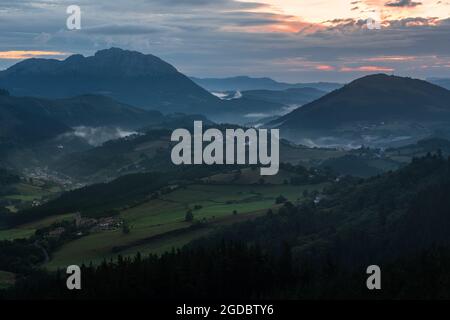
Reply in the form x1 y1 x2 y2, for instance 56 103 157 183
237 87 326 106
209 87 327 122
0 48 311 122
269 74 450 147
0 48 221 115
428 78 450 90
2 47 450 148
191 75 343 92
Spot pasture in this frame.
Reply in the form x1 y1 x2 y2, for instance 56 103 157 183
45 183 325 269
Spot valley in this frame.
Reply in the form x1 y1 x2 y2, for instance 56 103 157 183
1 161 331 274
45 182 325 269
1 48 450 299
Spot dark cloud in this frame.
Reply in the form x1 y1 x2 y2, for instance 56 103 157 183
148 0 267 9
83 24 171 35
385 0 422 7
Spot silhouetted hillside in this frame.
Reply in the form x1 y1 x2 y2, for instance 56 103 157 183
274 74 450 130
0 48 221 114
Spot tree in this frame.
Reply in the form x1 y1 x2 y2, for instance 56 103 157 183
275 195 287 204
122 222 130 234
185 210 194 222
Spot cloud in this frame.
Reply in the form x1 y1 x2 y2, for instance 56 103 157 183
0 0 448 81
363 55 416 62
83 24 170 35
316 65 336 71
385 0 422 7
340 65 395 72
144 0 267 9
0 50 67 59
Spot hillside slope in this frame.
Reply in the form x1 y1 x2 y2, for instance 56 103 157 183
269 74 450 147
0 91 166 145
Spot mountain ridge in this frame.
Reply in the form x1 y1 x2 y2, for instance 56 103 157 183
191 75 343 92
0 48 221 115
272 74 450 129
267 74 450 147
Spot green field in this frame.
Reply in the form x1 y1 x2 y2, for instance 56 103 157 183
3 181 60 201
0 178 69 240
0 213 75 241
205 168 303 184
0 228 35 241
46 183 325 270
0 179 64 214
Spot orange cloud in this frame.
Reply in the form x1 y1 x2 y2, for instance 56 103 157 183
0 50 67 60
267 20 323 33
316 65 336 71
250 0 449 27
222 17 324 34
340 65 395 72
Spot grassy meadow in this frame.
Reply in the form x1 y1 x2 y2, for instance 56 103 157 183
45 183 325 269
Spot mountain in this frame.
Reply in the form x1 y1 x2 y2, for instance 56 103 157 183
207 87 327 123
38 94 164 128
0 91 70 145
0 90 221 173
239 87 326 106
0 48 294 121
191 75 342 92
428 78 450 90
269 74 450 147
0 48 222 115
0 91 166 144
140 113 213 131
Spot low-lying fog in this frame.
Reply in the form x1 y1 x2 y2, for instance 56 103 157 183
65 126 139 146
297 135 417 150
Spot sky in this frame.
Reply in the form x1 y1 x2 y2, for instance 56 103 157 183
0 0 449 82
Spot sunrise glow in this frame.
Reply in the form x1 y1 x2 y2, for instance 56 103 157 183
244 0 449 31
0 51 67 60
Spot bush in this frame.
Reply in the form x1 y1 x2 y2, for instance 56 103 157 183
185 210 194 222
275 195 287 204
122 223 130 234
